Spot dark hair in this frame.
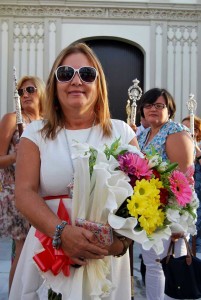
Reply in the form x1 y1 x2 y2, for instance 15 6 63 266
139 88 176 119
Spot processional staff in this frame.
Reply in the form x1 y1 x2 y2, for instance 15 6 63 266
186 93 197 257
126 78 142 126
125 78 142 300
13 67 23 137
186 93 197 139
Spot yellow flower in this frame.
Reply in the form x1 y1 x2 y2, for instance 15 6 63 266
149 178 164 189
127 178 165 235
139 208 165 235
133 179 160 200
127 195 147 218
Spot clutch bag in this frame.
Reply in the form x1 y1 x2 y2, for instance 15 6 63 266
75 218 113 246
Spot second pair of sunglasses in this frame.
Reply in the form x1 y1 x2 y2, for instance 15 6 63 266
55 66 98 83
18 86 37 97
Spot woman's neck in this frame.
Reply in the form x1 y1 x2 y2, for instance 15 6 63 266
23 110 42 122
146 122 167 144
64 112 96 130
150 120 169 136
150 127 161 136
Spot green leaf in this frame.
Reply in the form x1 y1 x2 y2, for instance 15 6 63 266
160 162 178 174
104 137 121 159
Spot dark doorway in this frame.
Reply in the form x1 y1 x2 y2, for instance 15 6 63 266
83 39 144 125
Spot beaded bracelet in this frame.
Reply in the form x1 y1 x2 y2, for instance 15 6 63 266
52 220 68 249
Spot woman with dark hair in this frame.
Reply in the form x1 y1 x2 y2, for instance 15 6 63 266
0 75 45 291
9 43 139 299
138 88 194 300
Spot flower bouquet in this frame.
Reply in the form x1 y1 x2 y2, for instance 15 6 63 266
85 138 198 254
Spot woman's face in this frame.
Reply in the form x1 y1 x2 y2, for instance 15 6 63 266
182 119 198 140
19 80 40 112
143 95 169 128
182 119 190 129
56 52 98 114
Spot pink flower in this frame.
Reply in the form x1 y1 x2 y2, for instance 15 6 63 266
117 152 152 179
169 170 192 206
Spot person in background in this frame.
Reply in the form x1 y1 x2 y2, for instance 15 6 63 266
136 116 150 137
0 75 45 291
138 88 194 300
9 43 139 300
182 115 201 255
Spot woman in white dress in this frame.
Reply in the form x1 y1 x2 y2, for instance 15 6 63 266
9 43 139 300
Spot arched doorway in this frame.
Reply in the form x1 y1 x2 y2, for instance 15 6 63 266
83 38 144 125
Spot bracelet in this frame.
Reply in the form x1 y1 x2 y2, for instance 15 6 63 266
52 220 68 249
114 236 129 257
196 155 201 161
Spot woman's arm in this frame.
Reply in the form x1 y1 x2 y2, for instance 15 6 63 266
166 130 194 173
0 113 17 169
129 136 140 148
15 137 108 265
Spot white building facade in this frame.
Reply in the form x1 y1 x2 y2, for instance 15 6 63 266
0 0 201 120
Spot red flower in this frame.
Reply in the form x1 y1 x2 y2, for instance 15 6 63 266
152 169 161 179
159 188 169 205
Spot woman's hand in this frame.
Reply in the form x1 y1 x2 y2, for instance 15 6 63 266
61 225 109 266
9 152 17 164
130 124 137 133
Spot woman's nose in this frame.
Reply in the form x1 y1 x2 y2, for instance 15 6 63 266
71 71 82 85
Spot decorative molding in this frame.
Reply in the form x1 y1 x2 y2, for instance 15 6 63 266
167 25 198 46
13 22 44 40
0 5 201 21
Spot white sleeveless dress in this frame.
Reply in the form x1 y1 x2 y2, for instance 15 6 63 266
9 119 135 300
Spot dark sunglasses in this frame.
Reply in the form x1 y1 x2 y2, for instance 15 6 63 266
55 66 98 83
18 86 37 97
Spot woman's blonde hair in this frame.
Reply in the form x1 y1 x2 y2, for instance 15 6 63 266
17 75 46 116
42 42 112 139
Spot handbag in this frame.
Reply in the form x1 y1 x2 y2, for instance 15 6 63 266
160 236 201 299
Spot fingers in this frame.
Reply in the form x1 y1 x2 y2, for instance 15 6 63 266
61 225 108 260
130 124 137 133
71 257 87 266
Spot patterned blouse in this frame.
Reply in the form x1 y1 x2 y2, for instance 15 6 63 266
138 119 191 161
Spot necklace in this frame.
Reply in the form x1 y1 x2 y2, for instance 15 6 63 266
23 112 32 123
64 118 96 198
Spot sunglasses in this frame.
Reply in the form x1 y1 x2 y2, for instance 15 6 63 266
18 86 37 97
55 66 98 83
143 103 166 110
